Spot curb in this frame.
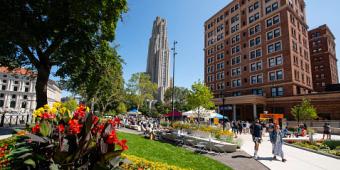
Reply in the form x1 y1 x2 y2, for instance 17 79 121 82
284 142 340 160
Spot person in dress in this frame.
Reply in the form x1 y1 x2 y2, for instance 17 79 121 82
270 125 287 162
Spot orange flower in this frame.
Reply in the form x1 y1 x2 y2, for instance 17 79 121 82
32 124 40 133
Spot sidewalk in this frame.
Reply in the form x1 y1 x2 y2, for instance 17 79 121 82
239 133 340 170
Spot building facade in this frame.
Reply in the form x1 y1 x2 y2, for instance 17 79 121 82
308 24 338 92
0 67 61 114
146 16 171 101
204 0 340 121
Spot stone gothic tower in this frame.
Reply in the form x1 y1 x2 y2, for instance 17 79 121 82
146 16 170 102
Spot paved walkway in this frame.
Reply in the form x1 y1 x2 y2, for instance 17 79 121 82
239 133 340 170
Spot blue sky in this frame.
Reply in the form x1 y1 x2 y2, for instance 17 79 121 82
61 0 340 97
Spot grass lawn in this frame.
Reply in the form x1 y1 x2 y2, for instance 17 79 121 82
117 132 232 170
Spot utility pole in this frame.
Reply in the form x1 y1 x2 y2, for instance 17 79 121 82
171 41 178 121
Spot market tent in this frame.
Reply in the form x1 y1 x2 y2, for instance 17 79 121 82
183 107 214 118
210 113 229 120
127 108 141 116
163 111 182 117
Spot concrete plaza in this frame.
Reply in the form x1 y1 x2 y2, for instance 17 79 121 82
240 133 340 170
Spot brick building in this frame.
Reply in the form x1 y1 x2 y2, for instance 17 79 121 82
308 24 338 92
204 0 340 121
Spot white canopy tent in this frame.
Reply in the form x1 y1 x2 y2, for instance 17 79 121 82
183 106 215 120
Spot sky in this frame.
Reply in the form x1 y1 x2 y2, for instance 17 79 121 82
61 0 340 97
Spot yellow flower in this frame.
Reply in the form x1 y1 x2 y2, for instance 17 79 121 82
33 108 44 117
50 107 58 114
86 107 90 112
16 130 27 136
53 102 62 109
44 104 50 110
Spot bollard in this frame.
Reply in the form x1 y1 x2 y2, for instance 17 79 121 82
0 114 5 127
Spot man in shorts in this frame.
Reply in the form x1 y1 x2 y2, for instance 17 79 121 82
250 119 263 159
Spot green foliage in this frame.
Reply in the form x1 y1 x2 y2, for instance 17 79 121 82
0 0 127 108
187 81 215 110
117 132 231 170
62 98 78 112
39 121 52 137
323 140 340 150
164 87 190 111
291 98 318 123
116 102 127 114
126 72 158 109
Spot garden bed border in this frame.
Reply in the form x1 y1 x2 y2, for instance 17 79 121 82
284 142 340 160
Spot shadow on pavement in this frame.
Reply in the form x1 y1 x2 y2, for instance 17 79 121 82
256 157 278 161
231 155 253 159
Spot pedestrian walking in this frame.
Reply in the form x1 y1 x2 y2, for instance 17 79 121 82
270 125 286 162
323 123 331 140
250 119 263 159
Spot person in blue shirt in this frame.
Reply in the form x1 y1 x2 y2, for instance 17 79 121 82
250 119 263 159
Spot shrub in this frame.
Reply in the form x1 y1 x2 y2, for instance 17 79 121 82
323 140 340 150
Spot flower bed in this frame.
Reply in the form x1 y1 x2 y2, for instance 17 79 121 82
121 154 189 170
0 102 128 169
286 140 340 158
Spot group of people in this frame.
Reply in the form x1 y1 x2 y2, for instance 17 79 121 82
250 119 287 162
230 120 251 137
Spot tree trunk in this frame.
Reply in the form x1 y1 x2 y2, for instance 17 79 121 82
35 65 51 109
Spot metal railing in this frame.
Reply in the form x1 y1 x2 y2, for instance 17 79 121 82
0 113 34 127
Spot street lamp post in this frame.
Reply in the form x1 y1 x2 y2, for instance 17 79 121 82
171 41 178 121
220 91 226 130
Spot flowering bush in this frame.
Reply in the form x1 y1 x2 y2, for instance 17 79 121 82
11 102 128 169
120 154 189 170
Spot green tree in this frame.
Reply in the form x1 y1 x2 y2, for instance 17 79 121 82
116 102 127 114
164 86 190 111
126 72 157 109
60 41 124 113
0 0 127 108
62 98 78 113
291 98 318 123
187 81 215 125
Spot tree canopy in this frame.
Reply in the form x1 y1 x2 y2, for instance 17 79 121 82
187 81 215 125
164 86 190 112
126 72 157 109
0 0 127 108
291 98 318 123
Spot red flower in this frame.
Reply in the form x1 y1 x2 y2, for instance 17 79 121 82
106 130 119 144
91 123 105 134
69 119 82 134
108 119 116 127
114 117 121 125
57 124 65 133
42 112 49 119
92 116 99 125
32 124 40 133
117 139 128 151
74 104 86 119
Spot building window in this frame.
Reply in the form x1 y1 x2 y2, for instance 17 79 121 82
269 70 283 81
252 89 263 96
216 62 224 70
10 101 16 108
249 1 260 13
271 87 284 97
249 12 260 24
2 80 7 83
267 41 282 54
217 24 224 32
1 85 6 90
231 67 241 76
231 15 240 24
249 24 261 36
249 36 261 47
217 33 224 41
251 74 263 84
25 87 29 92
21 102 27 109
231 24 240 33
231 34 240 44
231 56 241 65
268 55 283 67
232 92 241 96
266 15 280 27
216 53 224 60
23 95 28 99
265 2 279 14
13 86 18 91
14 81 19 84
250 61 263 72
231 45 241 55
0 100 3 107
250 49 262 60
0 93 4 98
267 28 281 40
12 94 16 99
232 79 242 87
